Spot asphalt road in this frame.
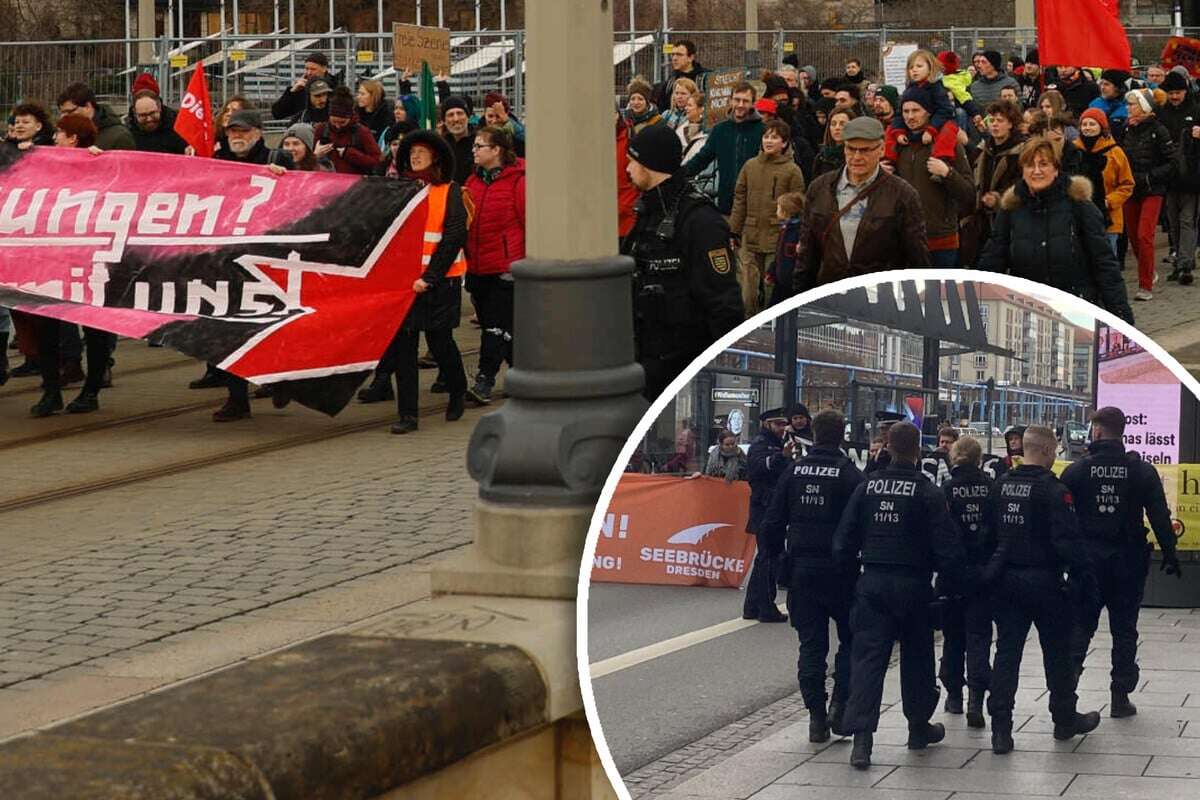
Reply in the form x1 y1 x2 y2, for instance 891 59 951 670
585 582 837 776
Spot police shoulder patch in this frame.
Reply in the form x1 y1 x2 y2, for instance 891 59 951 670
708 248 731 274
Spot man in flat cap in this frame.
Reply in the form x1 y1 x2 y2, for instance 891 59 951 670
794 116 929 291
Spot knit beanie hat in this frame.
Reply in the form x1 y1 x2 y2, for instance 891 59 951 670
936 51 960 74
131 72 160 96
1079 107 1109 132
755 98 778 117
788 404 811 421
440 95 471 116
1026 48 1039 66
900 83 936 115
981 50 1003 72
328 87 355 117
801 65 818 84
283 122 315 151
626 123 683 174
1162 70 1189 92
627 78 654 104
1101 69 1132 87
1125 88 1154 114
782 53 800 68
876 85 900 112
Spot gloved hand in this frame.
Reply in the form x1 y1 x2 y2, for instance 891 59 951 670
1161 551 1183 579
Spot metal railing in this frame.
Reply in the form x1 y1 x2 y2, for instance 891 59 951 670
3 26 1198 124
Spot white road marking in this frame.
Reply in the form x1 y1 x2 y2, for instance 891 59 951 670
588 601 788 679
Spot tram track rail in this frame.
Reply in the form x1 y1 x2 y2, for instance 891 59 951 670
0 347 484 516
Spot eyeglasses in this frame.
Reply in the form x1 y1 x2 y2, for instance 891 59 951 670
844 144 882 155
472 143 497 150
59 104 78 115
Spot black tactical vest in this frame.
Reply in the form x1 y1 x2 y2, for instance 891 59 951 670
786 450 854 564
1074 450 1136 543
629 185 711 359
858 465 930 570
994 470 1058 568
944 467 992 563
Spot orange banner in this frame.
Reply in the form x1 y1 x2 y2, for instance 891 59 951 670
592 474 756 588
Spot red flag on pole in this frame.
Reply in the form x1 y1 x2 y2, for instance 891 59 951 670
1036 0 1131 70
174 62 214 157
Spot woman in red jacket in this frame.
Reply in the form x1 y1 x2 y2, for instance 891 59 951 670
463 126 525 403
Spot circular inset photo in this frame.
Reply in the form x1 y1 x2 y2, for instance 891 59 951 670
578 271 1200 800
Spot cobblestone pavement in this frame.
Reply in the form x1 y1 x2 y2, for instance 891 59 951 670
619 610 1200 800
1124 237 1200 380
0 333 492 738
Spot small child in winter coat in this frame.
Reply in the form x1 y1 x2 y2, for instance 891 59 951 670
767 191 806 307
885 49 960 163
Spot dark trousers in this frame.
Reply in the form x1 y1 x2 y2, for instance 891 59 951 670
842 569 938 734
1070 542 1151 694
742 532 778 617
988 567 1078 725
392 328 467 417
466 273 513 379
938 591 994 695
787 566 856 711
37 320 111 393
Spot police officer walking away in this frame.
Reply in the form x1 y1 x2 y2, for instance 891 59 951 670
622 125 744 400
744 409 794 624
763 410 864 742
832 421 965 769
986 426 1101 754
1062 406 1183 717
939 436 996 729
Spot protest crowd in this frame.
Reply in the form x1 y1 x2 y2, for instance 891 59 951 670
667 402 1184 768
1 37 1197 422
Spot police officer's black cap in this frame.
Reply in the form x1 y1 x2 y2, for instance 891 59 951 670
875 410 905 422
760 408 788 423
627 124 683 175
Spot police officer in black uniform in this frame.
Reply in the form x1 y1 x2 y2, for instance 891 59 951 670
986 426 1101 754
832 421 965 769
763 409 865 742
939 436 996 729
744 408 793 623
1062 406 1183 717
622 124 744 400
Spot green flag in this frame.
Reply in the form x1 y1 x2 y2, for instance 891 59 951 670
420 61 437 130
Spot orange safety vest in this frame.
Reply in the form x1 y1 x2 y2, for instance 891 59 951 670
423 183 468 279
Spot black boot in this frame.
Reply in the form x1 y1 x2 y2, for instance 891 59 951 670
1053 710 1101 740
446 392 465 421
944 689 963 714
1181 269 1195 286
212 399 251 422
1110 690 1138 718
991 718 1014 754
906 721 945 750
966 688 986 729
391 416 419 435
828 699 847 737
30 388 63 417
0 331 8 385
189 365 225 389
11 358 40 378
357 375 394 403
850 732 872 770
65 390 99 414
808 708 830 743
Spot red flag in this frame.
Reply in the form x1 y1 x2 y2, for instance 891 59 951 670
174 62 214 157
1036 0 1131 70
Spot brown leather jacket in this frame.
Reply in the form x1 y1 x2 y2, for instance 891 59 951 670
794 168 930 292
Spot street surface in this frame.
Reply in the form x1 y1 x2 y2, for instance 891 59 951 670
0 321 491 738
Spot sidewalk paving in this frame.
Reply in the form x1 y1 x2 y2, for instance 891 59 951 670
647 607 1200 800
